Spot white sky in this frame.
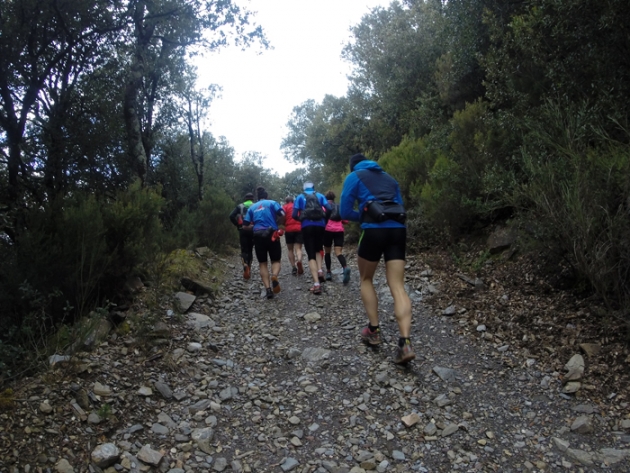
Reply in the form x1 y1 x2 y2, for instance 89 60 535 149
194 0 392 176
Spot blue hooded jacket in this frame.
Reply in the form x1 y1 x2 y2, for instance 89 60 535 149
340 160 406 229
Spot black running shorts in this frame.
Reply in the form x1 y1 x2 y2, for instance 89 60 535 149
253 234 282 263
357 227 406 262
302 225 325 261
323 231 344 249
285 231 303 245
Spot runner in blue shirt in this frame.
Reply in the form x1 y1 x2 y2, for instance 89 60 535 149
292 181 330 295
243 187 286 299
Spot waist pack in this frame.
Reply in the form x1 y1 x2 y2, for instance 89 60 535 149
362 200 407 224
253 227 274 238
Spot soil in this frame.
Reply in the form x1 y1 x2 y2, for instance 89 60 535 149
1 234 629 473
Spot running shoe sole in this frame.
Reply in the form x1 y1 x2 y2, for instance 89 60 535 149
272 276 281 294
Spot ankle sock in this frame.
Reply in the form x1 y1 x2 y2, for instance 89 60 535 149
398 337 410 347
368 324 379 332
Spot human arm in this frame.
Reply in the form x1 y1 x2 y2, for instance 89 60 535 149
292 195 303 220
242 206 254 231
228 205 241 226
340 174 361 222
275 204 286 228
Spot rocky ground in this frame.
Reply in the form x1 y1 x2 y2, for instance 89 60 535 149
1 237 630 473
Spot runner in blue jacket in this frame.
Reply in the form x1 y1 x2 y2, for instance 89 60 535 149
340 154 415 364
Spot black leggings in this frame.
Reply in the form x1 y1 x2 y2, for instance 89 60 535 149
302 225 325 261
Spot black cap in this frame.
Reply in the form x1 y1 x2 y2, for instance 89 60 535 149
350 153 367 171
244 193 254 200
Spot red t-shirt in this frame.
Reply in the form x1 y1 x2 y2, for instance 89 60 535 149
283 202 302 232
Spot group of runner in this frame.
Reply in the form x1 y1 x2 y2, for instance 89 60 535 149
229 154 415 364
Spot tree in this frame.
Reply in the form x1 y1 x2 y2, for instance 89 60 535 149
120 0 268 185
0 0 118 207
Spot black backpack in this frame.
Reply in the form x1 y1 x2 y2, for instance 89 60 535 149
301 192 325 220
356 169 407 224
328 202 342 221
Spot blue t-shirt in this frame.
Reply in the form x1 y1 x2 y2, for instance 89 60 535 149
244 199 284 232
292 191 329 228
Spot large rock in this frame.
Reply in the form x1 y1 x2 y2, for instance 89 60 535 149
564 354 585 382
91 443 120 468
191 427 215 454
181 277 217 298
174 292 196 312
487 226 517 254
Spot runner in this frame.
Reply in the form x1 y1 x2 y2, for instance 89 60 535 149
292 181 330 295
282 196 305 276
340 154 415 364
228 192 255 279
242 187 285 299
323 190 351 284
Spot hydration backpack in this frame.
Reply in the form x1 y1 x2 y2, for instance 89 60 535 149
301 193 325 220
328 202 342 221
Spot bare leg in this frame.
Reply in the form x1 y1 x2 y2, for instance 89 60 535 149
271 261 281 279
358 257 380 326
316 250 323 273
385 259 412 337
259 262 270 289
286 243 295 268
295 243 303 264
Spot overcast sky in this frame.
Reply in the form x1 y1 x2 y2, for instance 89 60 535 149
194 0 392 176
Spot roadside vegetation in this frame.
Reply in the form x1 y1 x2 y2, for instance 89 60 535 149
1 0 628 383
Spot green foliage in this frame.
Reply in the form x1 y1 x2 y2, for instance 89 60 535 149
97 403 112 419
518 101 630 313
0 184 165 380
167 189 236 252
378 136 436 205
420 153 466 237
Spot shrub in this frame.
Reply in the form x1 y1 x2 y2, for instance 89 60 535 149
167 189 237 252
518 101 630 315
0 182 166 382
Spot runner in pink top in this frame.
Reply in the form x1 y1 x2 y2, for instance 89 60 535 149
323 190 351 285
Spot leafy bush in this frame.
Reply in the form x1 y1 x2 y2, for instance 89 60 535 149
0 182 166 382
167 188 237 252
518 101 630 314
378 136 437 205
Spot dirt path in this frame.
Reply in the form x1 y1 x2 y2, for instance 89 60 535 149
1 243 629 472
